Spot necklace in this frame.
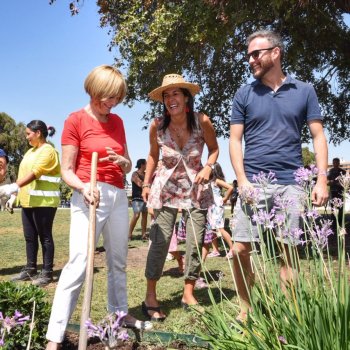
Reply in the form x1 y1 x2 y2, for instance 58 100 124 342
170 126 186 138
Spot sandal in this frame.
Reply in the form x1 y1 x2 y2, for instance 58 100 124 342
141 301 166 322
195 277 208 289
207 251 221 258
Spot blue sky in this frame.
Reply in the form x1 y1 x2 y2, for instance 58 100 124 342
1 1 349 183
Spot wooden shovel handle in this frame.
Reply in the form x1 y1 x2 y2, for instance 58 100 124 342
78 152 98 350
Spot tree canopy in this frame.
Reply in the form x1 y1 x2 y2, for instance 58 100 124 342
54 0 349 143
302 146 316 167
0 113 29 181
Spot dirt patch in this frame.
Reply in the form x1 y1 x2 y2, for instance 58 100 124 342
126 245 149 269
93 244 149 269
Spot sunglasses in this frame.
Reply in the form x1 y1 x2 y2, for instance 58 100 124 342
246 47 275 60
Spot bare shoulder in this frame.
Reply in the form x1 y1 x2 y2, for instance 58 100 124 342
197 112 210 124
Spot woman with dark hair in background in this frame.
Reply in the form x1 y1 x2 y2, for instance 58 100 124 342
230 179 238 214
129 158 148 240
0 120 61 286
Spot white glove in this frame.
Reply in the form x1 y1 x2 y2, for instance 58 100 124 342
0 183 19 197
5 194 16 214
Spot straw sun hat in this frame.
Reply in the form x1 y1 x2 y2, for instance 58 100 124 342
148 74 200 102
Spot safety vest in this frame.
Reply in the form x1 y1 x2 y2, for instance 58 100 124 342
27 173 61 207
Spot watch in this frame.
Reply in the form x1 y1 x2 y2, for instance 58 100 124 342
205 162 215 170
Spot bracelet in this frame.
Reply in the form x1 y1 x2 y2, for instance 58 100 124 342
205 162 215 170
318 170 327 176
142 184 151 189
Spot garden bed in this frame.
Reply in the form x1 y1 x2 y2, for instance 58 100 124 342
63 331 192 349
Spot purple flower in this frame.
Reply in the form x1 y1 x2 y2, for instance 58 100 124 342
113 310 126 331
252 209 275 229
310 220 334 249
85 312 129 345
282 228 305 244
252 171 277 187
273 194 296 211
278 335 288 344
306 209 320 220
0 310 30 346
337 172 350 192
287 228 305 244
13 310 30 325
239 186 261 207
330 198 343 209
118 330 129 341
294 166 318 188
274 213 286 226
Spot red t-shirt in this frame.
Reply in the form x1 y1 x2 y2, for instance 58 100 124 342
61 109 126 188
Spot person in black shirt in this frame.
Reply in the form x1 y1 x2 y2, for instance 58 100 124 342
230 179 238 214
328 157 346 225
129 159 148 240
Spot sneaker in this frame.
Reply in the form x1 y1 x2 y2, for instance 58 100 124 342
195 277 208 289
11 267 37 281
32 270 53 287
207 251 221 258
226 251 233 259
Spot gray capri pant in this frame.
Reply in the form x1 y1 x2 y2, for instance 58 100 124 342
232 184 304 245
145 206 206 281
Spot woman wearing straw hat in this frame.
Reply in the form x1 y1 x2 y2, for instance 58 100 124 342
141 74 219 320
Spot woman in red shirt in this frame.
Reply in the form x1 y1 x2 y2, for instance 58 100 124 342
46 65 151 349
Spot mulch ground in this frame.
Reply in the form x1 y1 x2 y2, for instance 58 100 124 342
62 331 170 349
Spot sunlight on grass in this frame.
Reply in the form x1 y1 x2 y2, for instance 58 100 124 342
0 208 241 337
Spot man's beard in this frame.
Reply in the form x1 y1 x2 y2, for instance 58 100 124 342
252 58 274 79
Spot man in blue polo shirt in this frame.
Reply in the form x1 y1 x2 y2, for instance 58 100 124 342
229 30 329 321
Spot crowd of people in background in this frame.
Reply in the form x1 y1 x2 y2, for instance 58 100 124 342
0 29 349 348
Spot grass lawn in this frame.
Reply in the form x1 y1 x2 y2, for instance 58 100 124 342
1 207 348 343
0 208 239 337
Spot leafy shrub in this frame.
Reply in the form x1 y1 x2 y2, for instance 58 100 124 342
0 281 50 349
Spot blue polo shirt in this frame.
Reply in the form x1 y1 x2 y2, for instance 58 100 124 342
231 75 322 185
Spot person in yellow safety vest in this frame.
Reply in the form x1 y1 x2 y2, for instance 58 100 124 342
0 120 61 286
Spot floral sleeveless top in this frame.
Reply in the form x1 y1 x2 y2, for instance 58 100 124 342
148 114 213 210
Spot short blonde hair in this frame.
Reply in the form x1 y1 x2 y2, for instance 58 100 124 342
84 65 127 101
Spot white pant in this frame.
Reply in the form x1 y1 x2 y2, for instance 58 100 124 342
46 182 129 343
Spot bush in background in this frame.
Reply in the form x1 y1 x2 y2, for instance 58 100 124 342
0 281 50 349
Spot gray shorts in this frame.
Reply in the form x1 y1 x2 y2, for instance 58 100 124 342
232 184 304 244
131 199 147 213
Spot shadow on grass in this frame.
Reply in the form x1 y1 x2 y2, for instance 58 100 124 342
0 265 26 276
127 282 237 323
